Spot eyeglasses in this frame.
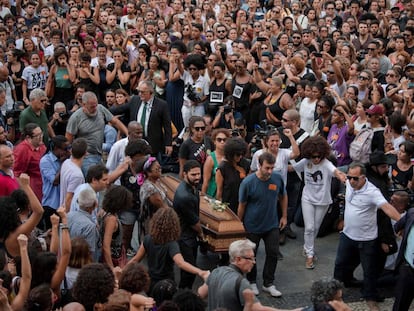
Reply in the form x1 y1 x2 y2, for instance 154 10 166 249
317 104 327 108
366 113 373 117
32 28 40 31
358 75 369 80
311 155 321 159
386 73 396 77
194 126 206 131
293 36 301 39
261 47 268 50
40 99 48 103
188 67 198 71
31 132 43 138
367 47 376 51
138 90 150 94
327 71 335 74
21 29 29 33
213 70 222 74
216 137 227 143
272 10 280 13
63 144 72 151
208 58 215 61
403 33 411 37
326 7 335 10
242 256 256 262
229 59 237 63
281 117 291 122
217 30 226 33
347 175 363 181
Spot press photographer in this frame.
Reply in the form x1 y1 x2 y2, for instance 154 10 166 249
48 102 70 137
212 96 235 129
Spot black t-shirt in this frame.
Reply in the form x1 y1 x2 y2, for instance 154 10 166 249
143 235 180 283
179 137 213 167
173 181 200 242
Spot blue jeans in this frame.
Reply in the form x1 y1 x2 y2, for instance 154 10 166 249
246 228 279 287
81 154 103 177
334 233 379 300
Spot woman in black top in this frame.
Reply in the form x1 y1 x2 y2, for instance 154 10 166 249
216 138 249 214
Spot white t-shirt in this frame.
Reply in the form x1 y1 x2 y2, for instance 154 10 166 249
292 158 336 205
343 179 387 241
250 148 291 185
299 97 316 134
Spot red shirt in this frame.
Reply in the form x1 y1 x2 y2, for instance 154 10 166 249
13 140 46 202
0 171 19 197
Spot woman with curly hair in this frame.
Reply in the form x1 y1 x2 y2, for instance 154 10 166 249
72 263 115 311
100 185 133 268
128 208 209 290
292 136 346 269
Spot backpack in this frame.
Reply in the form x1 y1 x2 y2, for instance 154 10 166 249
349 127 383 163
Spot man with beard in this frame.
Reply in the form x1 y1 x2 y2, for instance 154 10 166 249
65 91 128 175
238 152 287 297
173 160 205 289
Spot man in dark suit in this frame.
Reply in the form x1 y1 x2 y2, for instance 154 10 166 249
111 81 173 157
393 207 414 311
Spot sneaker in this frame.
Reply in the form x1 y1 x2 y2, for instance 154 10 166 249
250 283 259 295
285 225 297 239
262 285 282 297
126 248 136 257
305 257 315 269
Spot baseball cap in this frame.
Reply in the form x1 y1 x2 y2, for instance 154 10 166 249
366 104 384 115
369 150 395 165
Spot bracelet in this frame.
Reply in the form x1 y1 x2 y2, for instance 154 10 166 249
60 224 69 230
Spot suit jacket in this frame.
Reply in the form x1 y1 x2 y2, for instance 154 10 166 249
394 207 414 268
111 95 172 155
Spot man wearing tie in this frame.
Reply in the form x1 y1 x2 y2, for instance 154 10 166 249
111 80 173 158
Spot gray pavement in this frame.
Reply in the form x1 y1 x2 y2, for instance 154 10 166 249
195 224 413 310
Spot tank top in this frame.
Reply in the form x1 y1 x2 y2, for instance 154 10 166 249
55 67 73 89
231 78 251 111
209 78 229 106
267 93 286 127
206 151 219 197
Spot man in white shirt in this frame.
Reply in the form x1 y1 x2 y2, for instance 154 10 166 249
334 162 401 311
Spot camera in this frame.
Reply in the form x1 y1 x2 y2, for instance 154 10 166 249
186 84 201 103
6 106 22 129
250 120 276 153
223 104 233 114
59 112 70 120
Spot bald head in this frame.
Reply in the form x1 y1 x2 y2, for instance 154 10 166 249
63 302 86 311
0 66 9 82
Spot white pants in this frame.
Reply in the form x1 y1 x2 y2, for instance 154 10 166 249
302 200 330 258
182 104 205 128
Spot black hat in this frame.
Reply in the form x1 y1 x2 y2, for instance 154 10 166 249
369 150 394 165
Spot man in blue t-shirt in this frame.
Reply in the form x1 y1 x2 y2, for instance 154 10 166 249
238 151 287 298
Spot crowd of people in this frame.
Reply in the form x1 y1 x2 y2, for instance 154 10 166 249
2 0 414 309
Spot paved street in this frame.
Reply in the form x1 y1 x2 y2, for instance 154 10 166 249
195 224 413 310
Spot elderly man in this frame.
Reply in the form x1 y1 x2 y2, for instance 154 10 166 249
198 239 299 311
0 144 19 196
66 91 128 176
68 187 101 261
110 81 172 159
19 88 50 144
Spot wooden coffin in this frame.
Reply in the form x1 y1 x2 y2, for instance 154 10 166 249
160 174 246 252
